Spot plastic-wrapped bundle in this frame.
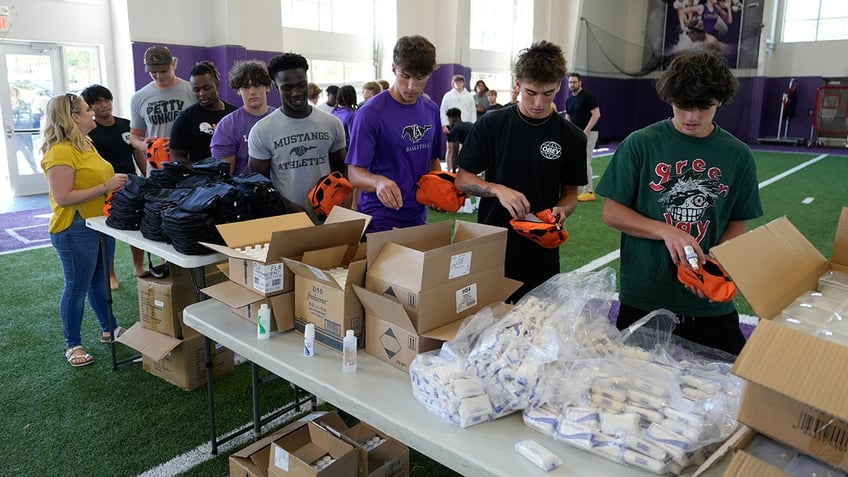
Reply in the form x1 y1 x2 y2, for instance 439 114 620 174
525 310 743 475
410 270 619 428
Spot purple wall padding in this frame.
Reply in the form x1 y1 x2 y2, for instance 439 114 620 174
576 75 821 145
132 42 284 110
132 43 825 147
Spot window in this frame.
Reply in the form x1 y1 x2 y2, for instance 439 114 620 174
783 0 848 42
309 59 374 104
282 0 374 34
64 46 101 93
469 0 533 54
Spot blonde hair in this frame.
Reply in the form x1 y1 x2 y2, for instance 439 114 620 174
40 94 92 155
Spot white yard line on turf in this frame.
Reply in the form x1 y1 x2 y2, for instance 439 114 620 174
137 399 320 477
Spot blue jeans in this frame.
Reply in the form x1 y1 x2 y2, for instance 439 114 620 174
50 213 117 348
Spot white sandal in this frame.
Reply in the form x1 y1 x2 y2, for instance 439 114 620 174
65 346 94 367
100 326 126 343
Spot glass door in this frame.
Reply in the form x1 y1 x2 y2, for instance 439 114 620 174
0 44 63 196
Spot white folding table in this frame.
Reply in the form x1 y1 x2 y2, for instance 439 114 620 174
183 299 730 476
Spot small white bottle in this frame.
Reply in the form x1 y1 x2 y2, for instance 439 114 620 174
684 245 699 270
342 330 357 372
257 303 271 340
304 323 315 357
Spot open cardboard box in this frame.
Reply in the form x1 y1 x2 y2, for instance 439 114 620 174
353 277 521 372
268 421 359 477
306 412 409 477
201 279 295 332
230 412 344 477
283 245 366 352
364 220 509 333
117 323 234 390
694 425 844 477
711 208 848 471
200 208 369 297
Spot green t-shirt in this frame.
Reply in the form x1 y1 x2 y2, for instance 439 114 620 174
596 119 763 316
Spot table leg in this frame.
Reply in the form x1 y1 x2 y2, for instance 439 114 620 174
203 336 219 455
252 362 261 436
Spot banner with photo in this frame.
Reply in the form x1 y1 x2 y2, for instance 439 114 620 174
657 0 764 68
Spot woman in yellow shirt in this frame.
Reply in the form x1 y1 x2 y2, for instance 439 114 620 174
41 93 128 367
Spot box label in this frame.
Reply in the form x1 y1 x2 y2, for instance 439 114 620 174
324 318 341 337
253 262 283 293
456 282 478 313
307 284 329 320
449 252 473 279
273 446 290 471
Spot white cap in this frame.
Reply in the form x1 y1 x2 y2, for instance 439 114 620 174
305 323 315 340
346 329 354 338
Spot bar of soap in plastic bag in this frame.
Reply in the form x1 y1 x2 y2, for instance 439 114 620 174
515 439 562 472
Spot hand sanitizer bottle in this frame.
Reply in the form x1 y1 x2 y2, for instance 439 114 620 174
304 323 315 357
684 245 699 270
342 330 357 372
257 303 271 340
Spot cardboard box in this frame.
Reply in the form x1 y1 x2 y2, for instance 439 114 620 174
302 412 409 477
354 277 521 372
283 245 367 352
201 280 295 332
342 421 409 477
230 412 341 477
711 208 848 470
117 323 234 390
230 430 277 477
137 265 200 339
268 421 359 477
365 221 509 333
201 208 369 297
694 425 843 477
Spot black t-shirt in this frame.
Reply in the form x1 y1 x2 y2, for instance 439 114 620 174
456 104 587 295
565 89 599 130
447 121 473 144
169 102 237 163
88 116 137 174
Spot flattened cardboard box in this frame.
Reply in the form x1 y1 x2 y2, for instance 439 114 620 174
283 244 366 352
354 277 521 372
200 208 368 297
202 280 295 332
117 323 233 390
268 421 359 477
712 208 848 470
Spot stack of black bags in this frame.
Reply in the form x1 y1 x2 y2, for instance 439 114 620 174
106 158 292 255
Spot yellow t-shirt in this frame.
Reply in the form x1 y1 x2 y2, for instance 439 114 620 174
41 141 115 234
